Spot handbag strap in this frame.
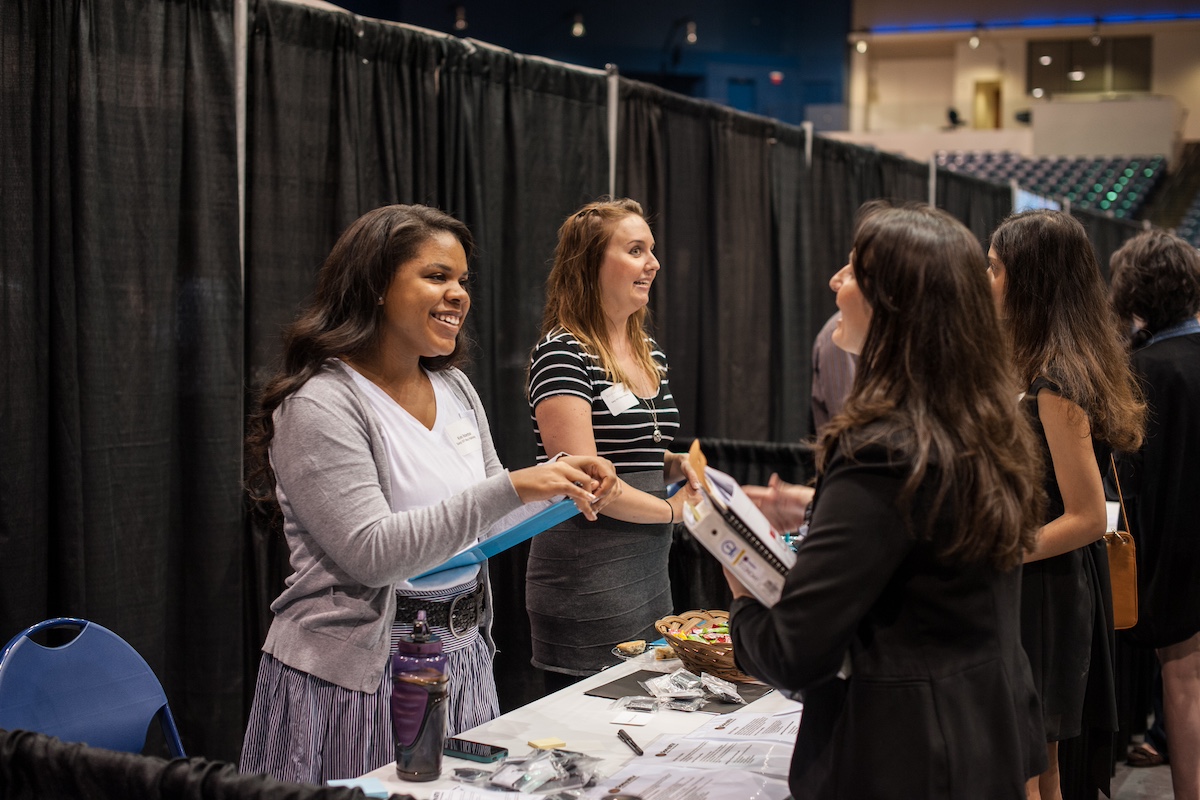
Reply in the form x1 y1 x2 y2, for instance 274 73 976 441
1109 453 1132 537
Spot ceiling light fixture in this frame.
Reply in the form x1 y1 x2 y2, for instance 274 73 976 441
685 20 697 44
571 12 585 37
1039 55 1052 66
1067 69 1085 81
856 39 868 53
1032 87 1045 98
453 5 467 31
968 24 982 50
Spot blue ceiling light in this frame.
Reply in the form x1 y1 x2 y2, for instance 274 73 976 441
865 11 1200 36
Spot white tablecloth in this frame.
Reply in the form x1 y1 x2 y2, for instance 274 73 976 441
358 656 799 798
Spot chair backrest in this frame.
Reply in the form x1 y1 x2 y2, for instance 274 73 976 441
0 617 185 757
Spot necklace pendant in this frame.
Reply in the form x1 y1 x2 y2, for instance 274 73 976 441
653 428 662 443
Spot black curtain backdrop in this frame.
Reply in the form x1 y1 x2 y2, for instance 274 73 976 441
616 80 807 443
1 0 1159 768
935 168 1014 249
1073 207 1145 279
768 126 810 444
0 0 244 761
803 136 932 347
435 41 609 709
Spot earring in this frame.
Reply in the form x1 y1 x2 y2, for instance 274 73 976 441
377 296 384 305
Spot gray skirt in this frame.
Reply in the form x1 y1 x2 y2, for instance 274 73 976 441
525 470 674 676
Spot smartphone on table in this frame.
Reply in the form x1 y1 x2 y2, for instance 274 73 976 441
443 737 508 763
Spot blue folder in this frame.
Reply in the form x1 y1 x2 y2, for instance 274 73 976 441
411 498 581 580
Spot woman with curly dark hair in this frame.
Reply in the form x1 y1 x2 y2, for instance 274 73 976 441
1109 230 1200 800
239 204 619 783
728 203 1047 799
988 209 1145 800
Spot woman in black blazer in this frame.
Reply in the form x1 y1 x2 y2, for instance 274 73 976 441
727 203 1047 799
1110 231 1200 799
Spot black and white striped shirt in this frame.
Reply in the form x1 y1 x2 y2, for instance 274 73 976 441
528 329 679 473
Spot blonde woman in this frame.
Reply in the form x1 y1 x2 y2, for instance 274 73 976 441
526 198 699 688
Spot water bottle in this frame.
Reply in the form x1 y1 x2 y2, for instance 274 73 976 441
391 610 449 782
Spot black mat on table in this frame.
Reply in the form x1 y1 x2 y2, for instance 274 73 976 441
584 669 774 714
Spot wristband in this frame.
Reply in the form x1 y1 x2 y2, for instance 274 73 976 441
663 497 676 525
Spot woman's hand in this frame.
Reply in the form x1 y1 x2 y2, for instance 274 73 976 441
667 479 704 523
723 567 754 600
664 451 703 492
742 474 814 532
509 457 621 521
558 455 622 515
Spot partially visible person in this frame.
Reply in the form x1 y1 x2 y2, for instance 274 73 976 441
239 204 620 783
1127 667 1169 767
810 310 857 435
526 197 701 688
728 203 1047 799
1109 230 1200 800
989 209 1145 800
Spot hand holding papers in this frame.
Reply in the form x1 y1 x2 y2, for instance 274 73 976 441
680 442 797 606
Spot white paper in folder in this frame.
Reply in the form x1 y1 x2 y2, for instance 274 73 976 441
681 445 797 607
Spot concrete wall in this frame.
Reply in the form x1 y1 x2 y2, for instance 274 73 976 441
825 128 1034 162
1030 95 1184 158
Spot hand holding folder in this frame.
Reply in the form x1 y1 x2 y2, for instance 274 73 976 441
411 499 580 580
681 442 797 606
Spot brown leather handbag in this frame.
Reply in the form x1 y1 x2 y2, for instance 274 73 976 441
1105 454 1138 630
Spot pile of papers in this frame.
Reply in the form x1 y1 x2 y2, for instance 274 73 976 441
589 709 798 799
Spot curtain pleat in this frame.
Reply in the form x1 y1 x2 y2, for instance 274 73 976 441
1 0 243 760
935 168 1014 248
1072 207 1144 279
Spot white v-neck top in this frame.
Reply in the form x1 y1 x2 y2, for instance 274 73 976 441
341 362 487 590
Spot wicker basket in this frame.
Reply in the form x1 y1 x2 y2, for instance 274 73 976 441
654 610 757 684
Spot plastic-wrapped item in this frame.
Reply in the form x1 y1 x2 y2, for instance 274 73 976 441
610 695 659 713
662 696 708 712
700 672 746 704
489 749 602 794
640 668 705 699
449 766 494 785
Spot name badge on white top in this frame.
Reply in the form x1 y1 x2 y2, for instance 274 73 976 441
445 416 482 457
601 382 639 415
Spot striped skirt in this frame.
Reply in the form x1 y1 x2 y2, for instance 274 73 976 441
239 593 499 783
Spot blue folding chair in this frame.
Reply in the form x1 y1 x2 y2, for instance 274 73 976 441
0 617 185 757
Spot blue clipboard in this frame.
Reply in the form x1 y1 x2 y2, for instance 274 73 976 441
411 498 581 580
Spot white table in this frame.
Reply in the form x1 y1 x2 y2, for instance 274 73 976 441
359 656 799 797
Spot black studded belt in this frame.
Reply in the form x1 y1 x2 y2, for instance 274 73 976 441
394 583 485 637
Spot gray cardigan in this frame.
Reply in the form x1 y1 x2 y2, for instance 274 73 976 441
262 362 523 693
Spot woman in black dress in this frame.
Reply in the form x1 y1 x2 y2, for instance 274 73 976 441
1110 230 1200 800
988 210 1145 800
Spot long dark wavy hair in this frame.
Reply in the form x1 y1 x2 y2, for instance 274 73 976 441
245 204 475 527
537 197 660 388
990 209 1144 452
820 203 1044 570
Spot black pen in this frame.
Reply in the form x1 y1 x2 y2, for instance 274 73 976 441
617 728 643 756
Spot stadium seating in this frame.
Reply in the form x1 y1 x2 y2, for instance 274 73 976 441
935 151 1166 220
